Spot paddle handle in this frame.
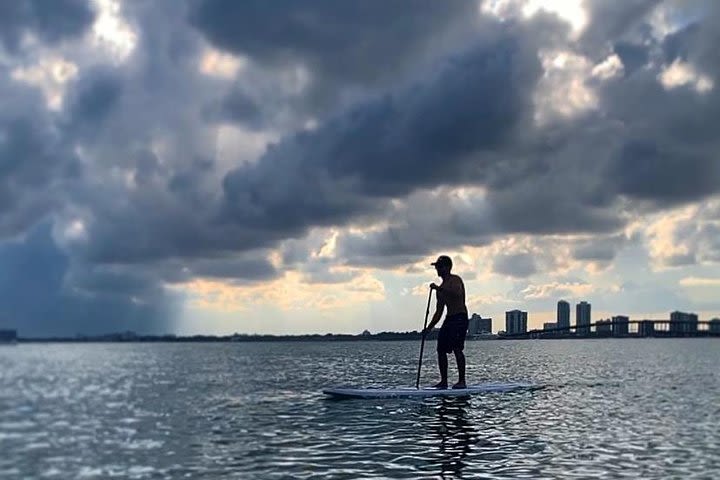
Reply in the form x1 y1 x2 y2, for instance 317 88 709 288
415 288 433 389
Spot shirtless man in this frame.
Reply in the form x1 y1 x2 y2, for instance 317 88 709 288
423 255 469 389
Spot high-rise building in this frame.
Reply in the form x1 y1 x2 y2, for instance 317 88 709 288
670 311 698 334
557 300 570 331
479 317 492 334
612 315 629 336
468 314 492 334
505 310 527 335
576 301 591 335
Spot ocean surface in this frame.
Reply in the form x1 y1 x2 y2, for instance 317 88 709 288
1 339 719 479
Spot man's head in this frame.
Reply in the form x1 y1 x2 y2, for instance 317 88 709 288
431 255 453 275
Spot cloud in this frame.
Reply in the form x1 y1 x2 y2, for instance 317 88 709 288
220 27 543 242
0 0 95 53
0 74 80 238
572 234 629 262
175 270 384 313
644 198 720 268
608 140 720 203
63 67 124 137
0 223 178 337
579 0 663 52
189 0 479 110
493 253 537 277
520 281 594 300
679 277 720 287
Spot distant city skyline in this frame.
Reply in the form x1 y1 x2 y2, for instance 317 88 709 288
492 300 715 336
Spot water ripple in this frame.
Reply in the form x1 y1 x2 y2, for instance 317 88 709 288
1 340 719 478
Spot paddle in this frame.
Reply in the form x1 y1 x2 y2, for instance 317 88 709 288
415 288 433 389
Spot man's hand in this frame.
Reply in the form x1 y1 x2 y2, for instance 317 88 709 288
429 283 440 291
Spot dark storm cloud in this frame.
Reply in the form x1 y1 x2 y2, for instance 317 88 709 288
0 75 79 238
613 42 650 75
332 189 497 268
608 140 720 203
183 1 720 268
493 253 537 277
65 68 124 132
0 2 219 336
221 29 543 233
188 256 279 281
662 23 700 63
299 258 359 284
579 0 663 53
698 223 720 262
216 89 265 130
572 234 628 262
337 227 438 269
594 56 720 208
486 175 624 234
0 224 178 337
329 1 720 263
189 0 478 97
0 0 95 52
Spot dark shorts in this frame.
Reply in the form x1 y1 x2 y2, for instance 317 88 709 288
437 312 469 354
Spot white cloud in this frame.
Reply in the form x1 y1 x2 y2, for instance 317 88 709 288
659 59 714 94
534 50 598 123
645 205 698 268
199 48 247 78
679 277 720 287
481 0 587 35
91 0 137 62
643 198 720 269
520 281 594 299
592 54 624 80
523 0 587 34
11 56 78 110
172 271 385 313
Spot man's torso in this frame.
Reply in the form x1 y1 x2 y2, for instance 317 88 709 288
441 274 467 317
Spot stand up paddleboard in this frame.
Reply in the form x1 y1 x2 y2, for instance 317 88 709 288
324 381 535 399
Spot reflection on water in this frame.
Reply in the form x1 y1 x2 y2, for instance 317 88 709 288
1 339 719 478
429 397 477 478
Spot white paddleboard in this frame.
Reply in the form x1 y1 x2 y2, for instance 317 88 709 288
323 382 535 399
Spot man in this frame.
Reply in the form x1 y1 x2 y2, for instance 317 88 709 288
423 255 469 389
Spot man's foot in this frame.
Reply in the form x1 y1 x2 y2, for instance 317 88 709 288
432 381 448 389
452 382 467 390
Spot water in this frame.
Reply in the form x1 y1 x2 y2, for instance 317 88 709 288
1 339 719 479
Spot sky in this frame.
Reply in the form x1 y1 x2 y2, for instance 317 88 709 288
1 0 719 337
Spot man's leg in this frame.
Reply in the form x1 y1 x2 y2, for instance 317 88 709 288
434 352 448 388
452 349 466 389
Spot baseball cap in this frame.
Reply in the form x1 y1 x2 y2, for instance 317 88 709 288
431 255 452 268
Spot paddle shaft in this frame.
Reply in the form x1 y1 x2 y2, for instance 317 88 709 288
415 288 433 389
